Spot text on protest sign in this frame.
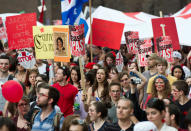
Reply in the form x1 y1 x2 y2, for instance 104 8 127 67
152 17 180 52
89 18 124 50
124 31 139 54
0 17 7 40
137 39 153 67
116 52 124 72
156 36 173 63
33 26 54 59
70 24 85 57
6 13 36 50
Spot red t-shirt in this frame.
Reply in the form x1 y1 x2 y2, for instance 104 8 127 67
52 83 78 117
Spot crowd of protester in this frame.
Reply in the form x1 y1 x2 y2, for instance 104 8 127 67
0 40 191 131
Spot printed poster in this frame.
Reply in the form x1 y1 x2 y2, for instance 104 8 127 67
0 17 7 40
33 26 54 59
53 26 71 62
6 13 36 49
124 31 139 54
137 39 153 67
156 36 173 63
116 52 124 72
70 24 85 57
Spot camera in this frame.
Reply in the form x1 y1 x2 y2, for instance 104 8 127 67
131 78 141 85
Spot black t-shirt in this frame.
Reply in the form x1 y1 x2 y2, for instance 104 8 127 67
104 122 134 131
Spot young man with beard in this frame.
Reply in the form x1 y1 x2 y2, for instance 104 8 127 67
31 86 64 131
52 67 78 117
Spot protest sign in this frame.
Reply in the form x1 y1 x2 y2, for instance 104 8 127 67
124 31 139 54
6 13 36 49
116 52 124 72
0 17 7 40
53 26 71 62
156 36 173 63
137 39 153 67
33 26 54 59
89 18 124 50
70 24 85 57
17 51 36 69
152 17 180 51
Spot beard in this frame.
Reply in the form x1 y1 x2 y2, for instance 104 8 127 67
37 101 48 108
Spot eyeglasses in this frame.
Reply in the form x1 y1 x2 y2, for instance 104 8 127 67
18 103 29 107
121 78 128 82
37 93 48 97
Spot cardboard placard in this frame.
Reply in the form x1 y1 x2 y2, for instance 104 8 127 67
137 39 153 67
156 36 173 62
53 26 71 62
0 17 7 40
6 13 36 49
70 24 85 57
124 31 139 54
33 26 54 59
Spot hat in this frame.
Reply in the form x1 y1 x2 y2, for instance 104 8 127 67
146 53 159 59
173 51 182 59
85 62 95 69
134 121 158 131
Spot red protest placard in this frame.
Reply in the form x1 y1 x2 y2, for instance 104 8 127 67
89 18 124 50
70 24 85 57
156 36 173 63
0 17 7 40
137 39 153 67
124 31 139 54
152 17 180 52
6 13 36 50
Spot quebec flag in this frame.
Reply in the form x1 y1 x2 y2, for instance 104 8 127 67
61 0 88 36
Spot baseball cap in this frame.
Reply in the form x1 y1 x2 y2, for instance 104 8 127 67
173 51 182 59
146 53 159 59
134 121 158 131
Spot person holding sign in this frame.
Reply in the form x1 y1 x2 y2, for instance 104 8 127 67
55 37 66 56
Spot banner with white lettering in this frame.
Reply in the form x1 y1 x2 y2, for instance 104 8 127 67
137 39 153 67
156 36 173 62
124 31 139 54
17 51 36 69
70 24 85 56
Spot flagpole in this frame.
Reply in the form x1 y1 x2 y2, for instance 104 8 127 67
89 0 93 62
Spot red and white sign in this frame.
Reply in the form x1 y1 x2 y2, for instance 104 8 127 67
156 36 173 63
89 18 124 50
137 39 153 67
0 17 7 40
124 31 139 54
152 17 180 51
70 24 85 57
6 13 36 50
116 52 124 72
17 51 36 69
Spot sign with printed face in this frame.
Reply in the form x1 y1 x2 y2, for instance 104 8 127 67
70 24 85 57
124 31 139 54
137 39 153 67
17 51 36 69
53 26 71 62
0 17 7 40
156 36 173 62
6 13 36 49
33 26 54 59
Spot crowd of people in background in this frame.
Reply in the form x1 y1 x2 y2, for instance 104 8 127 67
0 39 191 131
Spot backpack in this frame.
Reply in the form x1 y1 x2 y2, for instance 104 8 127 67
8 75 14 80
31 109 63 131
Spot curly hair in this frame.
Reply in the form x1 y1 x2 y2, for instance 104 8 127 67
151 75 171 99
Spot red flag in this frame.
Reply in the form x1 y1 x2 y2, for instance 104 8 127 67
89 18 124 50
39 0 45 23
152 17 180 52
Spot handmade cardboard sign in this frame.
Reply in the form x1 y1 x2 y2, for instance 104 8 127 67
53 26 71 62
70 24 85 57
89 18 124 50
33 26 54 59
137 39 153 67
6 13 36 49
17 51 36 69
152 17 180 51
0 17 7 40
124 31 139 54
156 36 173 62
